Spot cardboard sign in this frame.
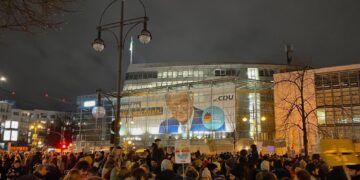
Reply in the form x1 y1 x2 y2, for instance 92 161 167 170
175 140 191 164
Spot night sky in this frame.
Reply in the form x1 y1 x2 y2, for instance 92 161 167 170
1 0 360 111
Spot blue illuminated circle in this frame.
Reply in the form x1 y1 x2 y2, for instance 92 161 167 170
202 106 225 130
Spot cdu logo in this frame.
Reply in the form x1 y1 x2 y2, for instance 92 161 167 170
213 94 234 102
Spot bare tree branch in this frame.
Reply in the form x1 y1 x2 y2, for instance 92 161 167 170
0 0 75 32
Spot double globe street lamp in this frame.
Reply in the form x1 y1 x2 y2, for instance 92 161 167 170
91 0 152 147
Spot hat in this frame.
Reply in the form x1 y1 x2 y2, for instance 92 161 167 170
161 159 173 171
213 162 221 172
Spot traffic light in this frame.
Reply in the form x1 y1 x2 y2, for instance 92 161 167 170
60 142 67 150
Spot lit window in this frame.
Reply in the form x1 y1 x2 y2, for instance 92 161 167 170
11 121 18 129
5 121 11 128
183 71 188 77
247 68 259 80
3 130 11 141
158 72 162 78
173 71 177 78
199 71 204 77
178 71 183 77
11 131 18 141
163 72 167 78
194 70 199 77
188 70 193 77
317 108 326 125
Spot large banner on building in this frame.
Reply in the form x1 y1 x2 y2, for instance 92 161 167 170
120 84 235 135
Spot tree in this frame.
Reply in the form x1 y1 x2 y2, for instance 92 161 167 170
0 0 74 32
274 66 319 157
44 112 76 148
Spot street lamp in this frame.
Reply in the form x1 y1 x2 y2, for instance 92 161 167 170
92 33 105 52
138 22 152 44
0 76 6 82
29 123 44 149
242 117 248 122
261 116 266 121
92 0 151 147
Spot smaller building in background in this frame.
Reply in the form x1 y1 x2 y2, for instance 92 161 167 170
274 64 360 154
0 101 13 148
0 107 74 150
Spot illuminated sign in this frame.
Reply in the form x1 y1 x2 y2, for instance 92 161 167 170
84 100 96 107
119 85 235 136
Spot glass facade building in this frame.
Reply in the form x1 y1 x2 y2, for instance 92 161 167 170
75 63 297 152
315 66 360 141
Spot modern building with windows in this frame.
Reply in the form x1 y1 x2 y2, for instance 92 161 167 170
0 101 13 148
274 64 360 154
75 63 297 152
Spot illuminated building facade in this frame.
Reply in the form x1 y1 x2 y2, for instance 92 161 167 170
274 64 360 154
75 63 297 152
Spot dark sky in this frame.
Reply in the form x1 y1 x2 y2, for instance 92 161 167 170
1 0 360 111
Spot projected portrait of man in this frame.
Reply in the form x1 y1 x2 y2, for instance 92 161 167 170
159 91 207 134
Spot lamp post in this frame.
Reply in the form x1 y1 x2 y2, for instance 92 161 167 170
29 123 43 150
92 0 151 147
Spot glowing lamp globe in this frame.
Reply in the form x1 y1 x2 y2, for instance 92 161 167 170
92 38 105 52
138 29 152 44
92 106 106 119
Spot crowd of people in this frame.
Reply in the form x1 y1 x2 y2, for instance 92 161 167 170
0 139 359 180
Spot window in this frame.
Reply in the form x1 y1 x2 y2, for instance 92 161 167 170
188 70 193 77
5 121 11 128
247 68 259 80
183 71 188 77
11 121 18 129
178 71 183 77
199 71 204 77
226 69 236 76
323 75 331 89
315 75 322 89
259 69 265 76
3 130 11 141
331 73 339 87
215 69 225 76
13 112 20 116
340 72 349 87
194 70 199 77
317 108 326 125
349 71 358 86
163 72 167 78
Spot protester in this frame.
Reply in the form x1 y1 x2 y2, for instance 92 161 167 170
63 169 82 180
7 160 26 179
0 143 356 180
